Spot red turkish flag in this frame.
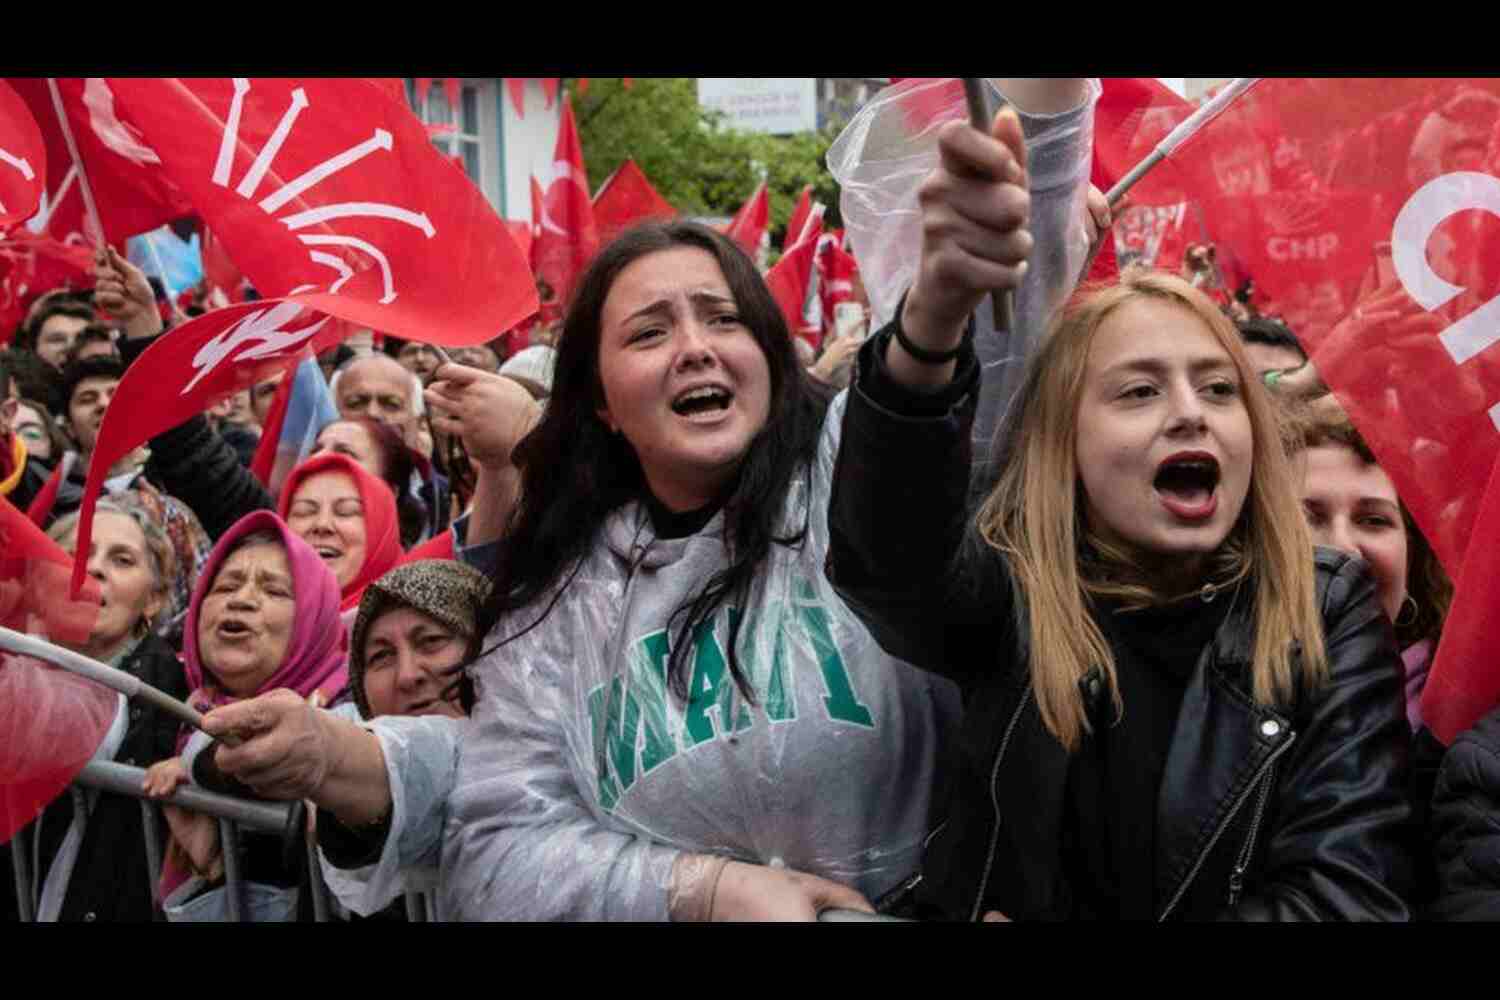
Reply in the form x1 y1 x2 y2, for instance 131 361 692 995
0 81 45 232
592 158 675 245
6 78 191 246
0 231 96 343
531 96 599 309
541 79 560 108
507 78 527 118
784 184 815 253
66 77 537 596
818 235 860 323
724 181 769 261
766 214 823 346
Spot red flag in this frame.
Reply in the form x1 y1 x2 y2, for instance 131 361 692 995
200 225 247 304
365 79 407 107
100 78 534 326
414 78 433 102
1 497 112 845
818 234 860 324
6 78 192 246
0 81 46 232
1143 78 1500 741
622 78 634 91
765 214 823 346
0 231 95 342
592 158 675 245
541 79 561 108
783 185 814 253
0 647 118 845
67 77 538 596
506 78 527 118
1424 455 1500 744
886 78 969 137
504 219 532 263
532 96 599 309
724 181 769 261
442 78 461 111
576 79 590 97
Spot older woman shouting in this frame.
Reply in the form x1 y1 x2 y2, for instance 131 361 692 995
142 509 348 920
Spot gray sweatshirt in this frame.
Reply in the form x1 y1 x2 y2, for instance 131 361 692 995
437 391 961 921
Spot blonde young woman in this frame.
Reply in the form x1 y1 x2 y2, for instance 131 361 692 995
824 107 1414 920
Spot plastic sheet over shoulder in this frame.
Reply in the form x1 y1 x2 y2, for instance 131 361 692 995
828 78 1101 330
436 398 960 920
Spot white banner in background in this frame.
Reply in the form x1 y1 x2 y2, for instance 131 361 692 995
697 79 818 135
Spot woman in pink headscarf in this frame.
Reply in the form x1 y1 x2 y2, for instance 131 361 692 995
142 509 348 920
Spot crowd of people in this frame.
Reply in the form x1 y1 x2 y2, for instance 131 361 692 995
2 77 1498 922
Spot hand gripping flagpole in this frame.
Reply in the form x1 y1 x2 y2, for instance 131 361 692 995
962 79 1017 335
0 626 233 744
1104 77 1260 207
44 79 107 248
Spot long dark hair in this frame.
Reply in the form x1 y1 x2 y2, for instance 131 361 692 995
475 221 827 701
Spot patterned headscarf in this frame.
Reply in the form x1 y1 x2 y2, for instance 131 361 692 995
348 559 490 719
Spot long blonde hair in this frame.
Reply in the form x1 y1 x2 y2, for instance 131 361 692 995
976 269 1327 750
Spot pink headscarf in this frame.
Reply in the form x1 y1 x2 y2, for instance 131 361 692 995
182 509 349 714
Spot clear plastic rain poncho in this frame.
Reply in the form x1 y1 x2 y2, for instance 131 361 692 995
345 393 963 920
828 78 1100 493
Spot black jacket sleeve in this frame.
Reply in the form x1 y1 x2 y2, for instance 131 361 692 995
1227 553 1415 921
1428 705 1500 921
119 334 275 539
825 322 1016 688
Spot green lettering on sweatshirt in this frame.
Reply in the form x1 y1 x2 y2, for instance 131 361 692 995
683 618 736 746
794 579 874 728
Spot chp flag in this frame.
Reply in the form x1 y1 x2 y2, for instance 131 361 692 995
1131 77 1500 742
66 77 538 598
0 80 45 231
6 78 192 246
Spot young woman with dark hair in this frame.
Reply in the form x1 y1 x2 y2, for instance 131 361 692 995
195 220 961 922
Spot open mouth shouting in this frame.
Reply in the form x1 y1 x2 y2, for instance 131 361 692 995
214 616 255 641
1154 451 1221 521
670 382 734 423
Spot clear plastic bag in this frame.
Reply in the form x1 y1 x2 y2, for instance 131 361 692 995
827 78 1101 332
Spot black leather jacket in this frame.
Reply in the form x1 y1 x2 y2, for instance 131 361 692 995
1428 705 1500 920
826 331 1415 921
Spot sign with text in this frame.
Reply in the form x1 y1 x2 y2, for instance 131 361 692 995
697 79 817 135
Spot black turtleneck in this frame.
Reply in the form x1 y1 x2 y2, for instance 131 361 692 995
642 491 723 540
1061 583 1239 920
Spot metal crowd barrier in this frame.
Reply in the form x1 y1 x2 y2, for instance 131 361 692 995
9 759 437 923
11 770 894 924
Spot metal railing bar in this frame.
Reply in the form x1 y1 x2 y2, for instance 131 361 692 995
11 827 35 922
218 819 244 923
304 831 330 922
139 800 164 897
74 761 292 833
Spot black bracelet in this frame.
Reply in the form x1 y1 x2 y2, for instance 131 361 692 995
892 302 971 365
